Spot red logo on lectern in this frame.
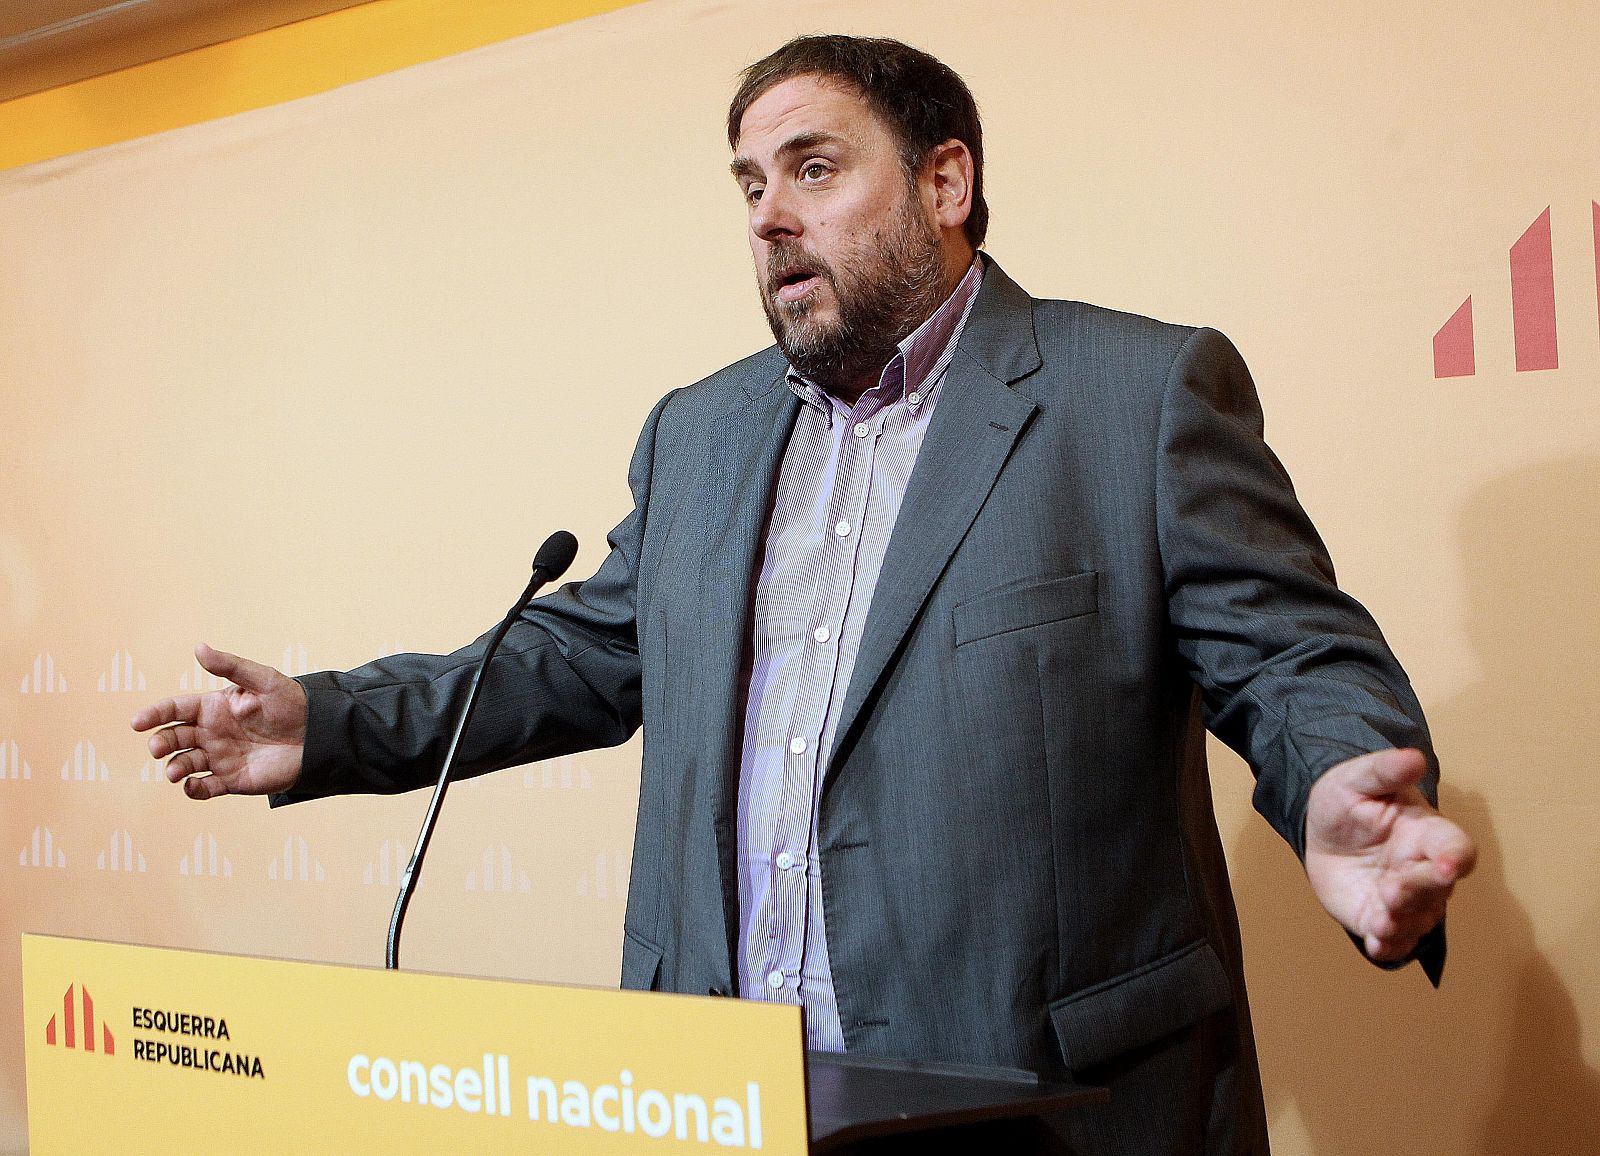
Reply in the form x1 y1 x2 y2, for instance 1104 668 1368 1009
44 983 115 1056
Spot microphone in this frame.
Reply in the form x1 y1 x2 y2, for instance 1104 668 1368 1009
531 529 579 580
385 531 579 969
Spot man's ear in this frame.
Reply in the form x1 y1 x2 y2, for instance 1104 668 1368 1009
924 139 973 233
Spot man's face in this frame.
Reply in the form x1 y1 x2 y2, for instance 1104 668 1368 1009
731 74 946 392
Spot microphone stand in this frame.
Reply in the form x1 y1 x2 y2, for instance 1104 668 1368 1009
385 531 577 970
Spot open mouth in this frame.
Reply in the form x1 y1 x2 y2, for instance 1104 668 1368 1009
774 266 822 303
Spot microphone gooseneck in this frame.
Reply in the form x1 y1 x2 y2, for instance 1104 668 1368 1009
385 531 578 969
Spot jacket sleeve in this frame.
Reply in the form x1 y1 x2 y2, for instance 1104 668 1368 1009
270 390 674 805
1153 326 1444 981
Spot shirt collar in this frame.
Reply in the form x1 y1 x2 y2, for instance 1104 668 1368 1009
785 257 984 415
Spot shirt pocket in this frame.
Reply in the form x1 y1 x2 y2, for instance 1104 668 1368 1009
953 571 1099 647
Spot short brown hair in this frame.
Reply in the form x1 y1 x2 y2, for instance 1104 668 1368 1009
727 35 988 247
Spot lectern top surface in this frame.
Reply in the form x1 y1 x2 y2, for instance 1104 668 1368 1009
805 1051 1107 1152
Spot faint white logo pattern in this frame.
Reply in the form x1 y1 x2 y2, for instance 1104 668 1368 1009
177 660 226 692
279 644 310 677
1 739 31 780
267 835 325 882
177 833 233 877
96 650 148 692
96 830 147 873
465 845 531 893
576 850 629 900
60 740 110 782
20 653 66 693
362 839 408 886
19 826 66 868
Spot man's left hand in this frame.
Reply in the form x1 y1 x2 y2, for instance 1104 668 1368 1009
1304 747 1476 963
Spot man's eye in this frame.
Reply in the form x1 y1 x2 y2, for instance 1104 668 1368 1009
801 163 830 181
745 186 764 204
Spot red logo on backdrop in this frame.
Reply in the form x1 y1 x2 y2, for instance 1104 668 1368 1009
44 983 115 1056
1433 201 1600 378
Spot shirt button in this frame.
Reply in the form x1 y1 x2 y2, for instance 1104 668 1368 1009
834 520 851 537
766 969 785 990
853 422 870 438
907 391 923 406
789 737 807 755
776 851 795 870
812 625 831 643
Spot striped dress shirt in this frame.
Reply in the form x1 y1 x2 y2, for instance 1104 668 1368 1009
735 259 984 1049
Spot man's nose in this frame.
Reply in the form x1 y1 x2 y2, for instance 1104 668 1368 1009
750 184 800 242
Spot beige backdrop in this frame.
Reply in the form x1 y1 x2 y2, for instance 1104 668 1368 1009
2 1 1597 1151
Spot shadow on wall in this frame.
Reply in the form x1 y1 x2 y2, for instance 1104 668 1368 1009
1228 456 1600 1154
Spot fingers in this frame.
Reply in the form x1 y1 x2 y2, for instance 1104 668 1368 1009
1378 854 1455 915
161 747 231 802
1364 894 1447 961
1362 891 1448 962
1365 929 1428 963
1337 747 1429 799
133 641 283 729
163 747 209 783
1360 835 1462 960
1309 755 1473 966
182 773 229 801
195 642 282 694
130 694 202 733
147 724 200 760
1417 816 1479 884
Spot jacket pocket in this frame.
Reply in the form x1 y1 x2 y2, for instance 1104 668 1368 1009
1048 938 1233 1072
620 927 664 992
953 571 1098 647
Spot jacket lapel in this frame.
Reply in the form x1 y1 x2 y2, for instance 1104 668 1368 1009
824 261 1042 780
692 372 801 825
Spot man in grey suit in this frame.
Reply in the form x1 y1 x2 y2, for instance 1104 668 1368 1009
134 35 1475 1154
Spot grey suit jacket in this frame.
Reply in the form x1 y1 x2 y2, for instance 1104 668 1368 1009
280 258 1437 1149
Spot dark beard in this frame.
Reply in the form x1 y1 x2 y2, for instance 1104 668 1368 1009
759 197 946 393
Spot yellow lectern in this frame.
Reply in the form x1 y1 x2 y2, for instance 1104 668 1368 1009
22 934 807 1154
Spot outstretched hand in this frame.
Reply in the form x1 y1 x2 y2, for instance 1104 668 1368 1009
131 643 308 800
1304 747 1476 963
